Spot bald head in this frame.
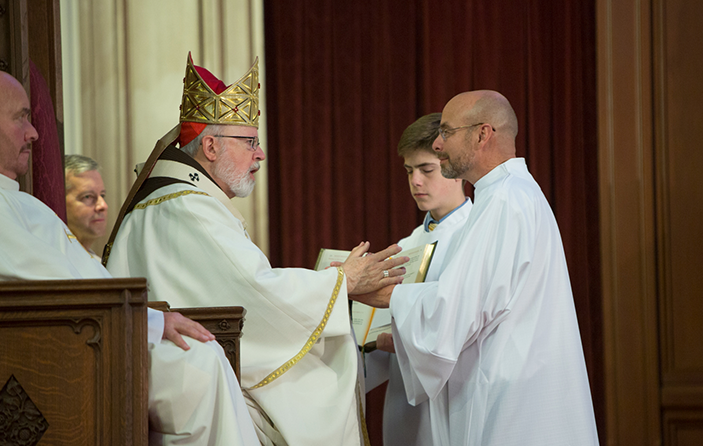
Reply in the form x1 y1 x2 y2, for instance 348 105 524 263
0 72 38 180
434 90 518 184
0 71 21 91
446 90 518 141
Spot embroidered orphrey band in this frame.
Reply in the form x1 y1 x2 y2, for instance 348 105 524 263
132 190 209 211
249 267 345 389
64 228 77 241
357 381 372 446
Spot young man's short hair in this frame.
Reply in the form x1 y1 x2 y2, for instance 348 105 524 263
397 112 442 158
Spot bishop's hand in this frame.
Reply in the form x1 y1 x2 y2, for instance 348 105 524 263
340 242 408 295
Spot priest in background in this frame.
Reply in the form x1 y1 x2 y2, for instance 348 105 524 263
352 90 599 446
0 70 259 446
64 154 108 257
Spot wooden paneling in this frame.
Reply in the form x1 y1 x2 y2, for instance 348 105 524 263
0 0 28 83
0 279 148 446
663 411 703 446
654 0 703 435
599 0 703 443
597 0 660 444
655 0 703 383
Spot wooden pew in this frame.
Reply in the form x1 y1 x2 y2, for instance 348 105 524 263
0 278 148 446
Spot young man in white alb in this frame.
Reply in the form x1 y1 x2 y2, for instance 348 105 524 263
362 112 471 446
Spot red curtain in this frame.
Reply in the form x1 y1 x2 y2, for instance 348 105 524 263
264 0 601 443
29 59 66 222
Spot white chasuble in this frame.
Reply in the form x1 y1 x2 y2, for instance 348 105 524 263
0 173 258 446
363 198 471 446
390 159 599 446
107 163 365 446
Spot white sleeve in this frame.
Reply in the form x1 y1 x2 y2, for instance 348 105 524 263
147 308 165 345
364 349 391 392
390 187 533 402
390 281 447 404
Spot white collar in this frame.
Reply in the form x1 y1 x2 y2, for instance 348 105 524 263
0 173 20 192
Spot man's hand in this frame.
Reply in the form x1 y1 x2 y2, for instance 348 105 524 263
376 332 395 353
163 311 216 351
341 242 409 294
349 284 396 308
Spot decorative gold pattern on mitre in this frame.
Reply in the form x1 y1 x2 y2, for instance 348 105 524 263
132 190 210 211
248 267 345 389
179 53 260 128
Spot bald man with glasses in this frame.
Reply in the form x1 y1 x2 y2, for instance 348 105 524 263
352 90 599 446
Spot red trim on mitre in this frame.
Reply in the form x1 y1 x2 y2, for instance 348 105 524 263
179 122 208 147
194 65 228 94
178 60 229 146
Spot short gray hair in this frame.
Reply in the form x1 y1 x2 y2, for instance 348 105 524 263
65 154 99 175
179 124 225 157
64 154 100 192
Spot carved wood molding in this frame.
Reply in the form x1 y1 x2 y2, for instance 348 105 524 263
0 317 103 348
0 278 148 445
0 375 49 445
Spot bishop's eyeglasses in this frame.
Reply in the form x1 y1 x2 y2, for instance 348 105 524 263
214 135 260 151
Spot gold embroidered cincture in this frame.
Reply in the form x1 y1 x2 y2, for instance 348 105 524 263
249 267 345 389
132 190 210 211
357 381 372 446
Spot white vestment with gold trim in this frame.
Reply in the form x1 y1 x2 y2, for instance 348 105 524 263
107 179 364 446
0 173 258 446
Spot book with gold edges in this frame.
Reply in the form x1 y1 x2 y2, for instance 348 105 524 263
314 242 437 348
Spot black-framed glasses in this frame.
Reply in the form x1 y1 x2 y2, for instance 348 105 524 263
438 123 495 141
214 135 260 151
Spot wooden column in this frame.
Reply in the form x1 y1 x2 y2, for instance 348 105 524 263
598 0 703 444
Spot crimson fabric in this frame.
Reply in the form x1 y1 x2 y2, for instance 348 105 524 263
29 59 66 222
179 122 208 147
194 66 227 94
264 1 601 444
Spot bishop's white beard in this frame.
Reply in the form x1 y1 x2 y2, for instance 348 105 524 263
214 159 259 198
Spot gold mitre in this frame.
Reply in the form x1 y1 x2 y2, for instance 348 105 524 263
179 52 260 128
